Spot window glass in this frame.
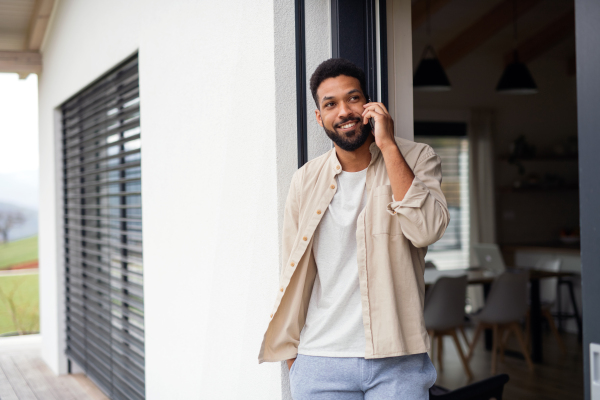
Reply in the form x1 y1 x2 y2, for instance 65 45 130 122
416 136 470 269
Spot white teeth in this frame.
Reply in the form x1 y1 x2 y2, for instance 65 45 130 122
341 122 356 129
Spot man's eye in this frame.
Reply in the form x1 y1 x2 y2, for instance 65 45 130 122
325 102 335 107
350 96 358 101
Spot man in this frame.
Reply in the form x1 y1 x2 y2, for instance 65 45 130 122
258 58 450 399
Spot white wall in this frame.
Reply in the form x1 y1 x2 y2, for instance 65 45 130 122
274 1 298 397
39 0 290 399
38 0 146 379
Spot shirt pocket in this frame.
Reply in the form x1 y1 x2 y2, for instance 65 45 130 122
371 184 402 236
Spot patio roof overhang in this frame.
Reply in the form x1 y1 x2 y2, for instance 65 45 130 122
0 0 55 78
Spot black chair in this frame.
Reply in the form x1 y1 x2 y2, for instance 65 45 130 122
429 374 510 400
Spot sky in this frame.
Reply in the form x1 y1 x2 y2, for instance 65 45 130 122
0 73 39 210
0 73 39 174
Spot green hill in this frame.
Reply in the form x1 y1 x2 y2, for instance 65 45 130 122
0 236 38 270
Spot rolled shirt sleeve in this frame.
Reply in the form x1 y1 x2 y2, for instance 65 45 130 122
386 150 450 248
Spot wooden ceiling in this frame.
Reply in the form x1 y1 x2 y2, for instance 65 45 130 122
411 0 575 71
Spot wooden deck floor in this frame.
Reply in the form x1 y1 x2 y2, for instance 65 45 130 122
0 335 108 400
433 327 584 400
0 330 582 399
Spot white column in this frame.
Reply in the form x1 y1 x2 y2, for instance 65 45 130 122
386 0 414 140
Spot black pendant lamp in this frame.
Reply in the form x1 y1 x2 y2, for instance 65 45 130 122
496 0 538 94
414 45 451 91
413 0 451 91
496 51 538 94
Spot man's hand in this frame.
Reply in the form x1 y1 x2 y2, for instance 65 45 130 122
287 357 296 371
363 102 415 201
362 102 395 152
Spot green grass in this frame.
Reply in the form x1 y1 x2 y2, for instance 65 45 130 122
0 274 39 335
0 236 38 270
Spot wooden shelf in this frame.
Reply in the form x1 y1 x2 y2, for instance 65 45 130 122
498 155 578 162
497 185 579 193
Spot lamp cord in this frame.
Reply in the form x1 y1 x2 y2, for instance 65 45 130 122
512 0 519 62
513 0 518 47
426 0 431 38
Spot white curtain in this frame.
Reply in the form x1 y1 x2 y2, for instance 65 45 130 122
467 109 497 311
469 109 497 256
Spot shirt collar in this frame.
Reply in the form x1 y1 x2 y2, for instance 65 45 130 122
328 140 382 175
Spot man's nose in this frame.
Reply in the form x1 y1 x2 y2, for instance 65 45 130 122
338 101 352 117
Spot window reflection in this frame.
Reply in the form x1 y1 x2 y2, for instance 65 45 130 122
123 127 141 138
124 139 141 151
107 145 120 156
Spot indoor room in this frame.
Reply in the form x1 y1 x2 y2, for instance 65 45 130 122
411 0 582 398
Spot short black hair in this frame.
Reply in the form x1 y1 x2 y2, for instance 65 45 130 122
309 58 368 108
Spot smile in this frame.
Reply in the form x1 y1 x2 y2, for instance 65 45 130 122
338 121 357 130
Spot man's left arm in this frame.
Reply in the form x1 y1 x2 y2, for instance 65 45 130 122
363 102 450 248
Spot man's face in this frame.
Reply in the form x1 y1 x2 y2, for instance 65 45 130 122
315 75 372 152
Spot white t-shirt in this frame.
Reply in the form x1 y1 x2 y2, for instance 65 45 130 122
297 167 367 357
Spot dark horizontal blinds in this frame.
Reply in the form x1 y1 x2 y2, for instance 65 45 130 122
62 53 145 400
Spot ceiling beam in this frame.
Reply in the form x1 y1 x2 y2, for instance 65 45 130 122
411 0 453 31
27 0 56 51
0 51 42 78
438 0 540 68
504 8 574 65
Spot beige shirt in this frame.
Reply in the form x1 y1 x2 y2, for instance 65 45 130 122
258 137 450 363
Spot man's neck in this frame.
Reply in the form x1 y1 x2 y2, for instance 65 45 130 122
334 135 375 172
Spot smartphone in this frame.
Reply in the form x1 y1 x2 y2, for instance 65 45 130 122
367 97 375 131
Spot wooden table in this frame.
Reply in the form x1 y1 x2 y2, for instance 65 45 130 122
424 267 577 363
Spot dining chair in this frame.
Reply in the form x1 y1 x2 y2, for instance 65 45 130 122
524 257 567 355
467 270 533 374
425 275 473 380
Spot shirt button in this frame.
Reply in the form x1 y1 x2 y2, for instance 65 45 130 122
303 236 307 241
316 210 321 214
336 165 340 170
330 185 335 189
290 262 295 267
270 314 273 318
280 287 284 292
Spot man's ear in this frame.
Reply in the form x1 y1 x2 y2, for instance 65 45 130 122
315 109 324 127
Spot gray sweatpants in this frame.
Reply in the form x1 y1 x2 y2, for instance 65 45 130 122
288 352 436 400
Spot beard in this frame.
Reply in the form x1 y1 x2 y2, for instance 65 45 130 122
323 117 372 152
